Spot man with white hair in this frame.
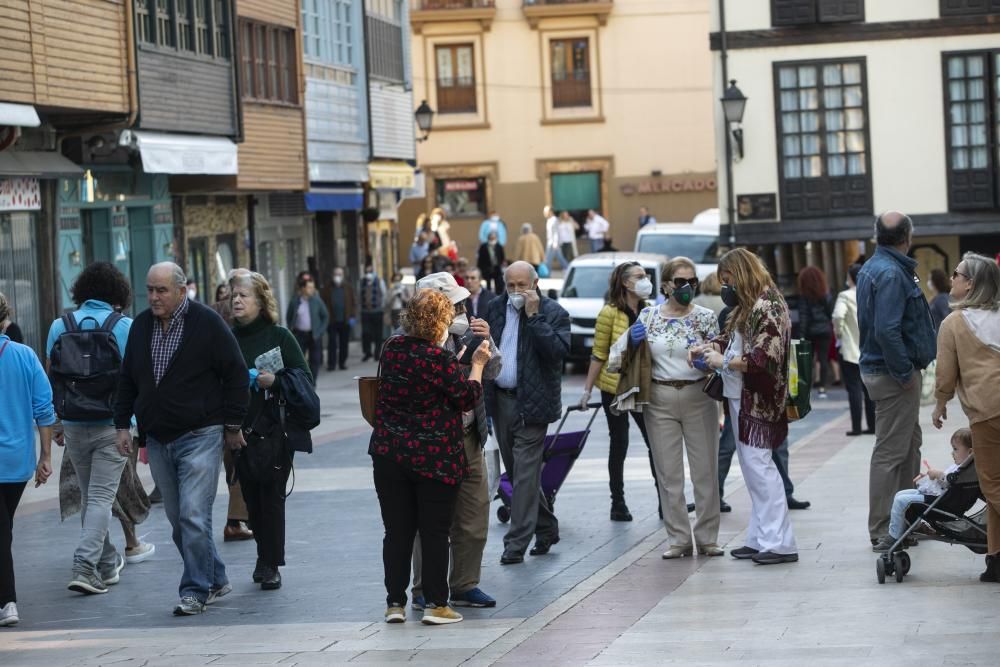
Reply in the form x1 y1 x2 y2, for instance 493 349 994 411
114 262 249 616
482 261 570 564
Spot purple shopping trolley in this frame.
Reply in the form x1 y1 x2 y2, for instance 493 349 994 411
494 402 602 523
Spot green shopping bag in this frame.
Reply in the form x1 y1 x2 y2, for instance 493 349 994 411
786 339 813 421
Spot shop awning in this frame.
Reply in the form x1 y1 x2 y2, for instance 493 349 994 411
131 130 238 175
0 151 82 177
305 186 364 212
0 103 41 127
368 161 415 190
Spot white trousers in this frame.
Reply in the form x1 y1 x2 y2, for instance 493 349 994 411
729 398 797 555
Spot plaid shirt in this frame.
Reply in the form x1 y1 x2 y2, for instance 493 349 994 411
151 297 189 386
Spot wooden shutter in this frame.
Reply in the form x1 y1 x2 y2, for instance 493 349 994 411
772 0 817 26
818 0 864 22
944 53 996 211
940 0 1000 16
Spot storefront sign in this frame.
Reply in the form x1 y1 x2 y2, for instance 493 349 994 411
737 193 777 221
0 177 40 211
369 161 416 190
443 179 480 192
620 176 717 196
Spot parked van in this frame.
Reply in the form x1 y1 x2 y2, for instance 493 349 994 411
634 208 720 280
559 252 668 360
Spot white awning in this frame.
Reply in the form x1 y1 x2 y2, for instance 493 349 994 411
0 103 41 128
131 130 238 175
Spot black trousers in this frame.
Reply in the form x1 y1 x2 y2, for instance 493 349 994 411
292 330 322 385
361 312 384 358
807 333 833 389
241 451 294 568
1 482 27 606
600 391 658 505
372 455 458 608
841 358 875 432
327 321 350 369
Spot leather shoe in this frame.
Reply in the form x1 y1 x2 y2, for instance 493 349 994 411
720 500 732 513
260 566 281 590
786 496 811 510
751 551 799 565
730 546 759 560
530 536 559 556
610 502 633 522
500 551 523 565
224 522 254 541
845 430 863 436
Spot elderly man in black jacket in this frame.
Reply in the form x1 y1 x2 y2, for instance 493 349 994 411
483 261 570 564
114 262 248 617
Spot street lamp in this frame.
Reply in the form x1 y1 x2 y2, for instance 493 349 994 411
721 80 747 159
414 100 435 143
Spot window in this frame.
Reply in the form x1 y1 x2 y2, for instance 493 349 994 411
774 59 871 218
136 0 231 59
193 0 209 54
435 178 486 216
771 0 864 26
136 0 151 42
239 19 299 104
941 0 1000 16
156 0 174 47
366 0 404 82
177 0 192 51
435 44 476 114
944 52 1000 210
213 0 229 58
303 0 354 66
550 38 591 108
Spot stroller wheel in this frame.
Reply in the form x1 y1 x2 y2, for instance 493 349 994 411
497 505 511 524
899 551 911 575
893 552 906 583
875 557 886 584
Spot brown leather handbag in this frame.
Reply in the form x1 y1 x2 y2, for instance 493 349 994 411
357 336 399 427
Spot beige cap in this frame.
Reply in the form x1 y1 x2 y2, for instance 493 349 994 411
416 272 471 304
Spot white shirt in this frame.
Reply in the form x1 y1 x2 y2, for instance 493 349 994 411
545 215 560 249
557 220 577 244
294 298 312 332
586 214 609 240
722 332 744 399
645 304 719 381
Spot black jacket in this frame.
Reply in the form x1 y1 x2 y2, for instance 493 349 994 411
799 294 833 339
114 300 248 444
468 289 496 319
478 242 506 275
482 292 570 425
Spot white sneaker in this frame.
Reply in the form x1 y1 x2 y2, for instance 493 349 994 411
125 542 155 564
0 602 18 627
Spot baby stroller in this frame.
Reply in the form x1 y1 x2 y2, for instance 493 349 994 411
495 402 602 523
875 456 986 584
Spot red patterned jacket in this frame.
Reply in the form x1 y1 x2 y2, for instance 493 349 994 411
368 336 483 484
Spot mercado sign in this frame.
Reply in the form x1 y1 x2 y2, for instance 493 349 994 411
620 176 717 196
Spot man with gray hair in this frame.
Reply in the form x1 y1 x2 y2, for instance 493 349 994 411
856 213 936 552
114 262 249 616
482 261 570 564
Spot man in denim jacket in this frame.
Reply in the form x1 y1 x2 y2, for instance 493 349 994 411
856 212 936 551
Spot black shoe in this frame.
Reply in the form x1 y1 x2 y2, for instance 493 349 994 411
730 546 759 560
610 502 633 522
252 559 265 583
751 551 799 565
529 536 559 556
720 500 732 513
686 502 696 513
260 566 281 590
500 551 524 565
787 496 811 510
845 430 863 437
981 555 998 583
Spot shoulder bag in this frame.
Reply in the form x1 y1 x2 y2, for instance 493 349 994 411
358 335 401 427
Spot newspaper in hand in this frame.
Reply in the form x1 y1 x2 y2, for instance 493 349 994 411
255 347 285 374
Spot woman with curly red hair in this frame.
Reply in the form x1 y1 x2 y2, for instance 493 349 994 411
370 289 492 626
797 265 834 398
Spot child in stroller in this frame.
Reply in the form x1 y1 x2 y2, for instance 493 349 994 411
876 428 974 553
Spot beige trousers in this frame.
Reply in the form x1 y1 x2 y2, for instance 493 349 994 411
645 382 721 547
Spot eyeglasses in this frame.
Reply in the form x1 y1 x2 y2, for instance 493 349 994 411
671 277 699 288
952 270 970 281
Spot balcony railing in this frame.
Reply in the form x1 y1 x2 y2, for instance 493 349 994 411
522 0 612 28
411 0 497 32
524 0 607 4
418 0 494 8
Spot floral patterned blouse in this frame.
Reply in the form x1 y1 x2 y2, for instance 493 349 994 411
642 304 719 381
368 336 483 485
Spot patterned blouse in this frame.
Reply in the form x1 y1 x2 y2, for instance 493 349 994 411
368 336 483 485
643 304 719 381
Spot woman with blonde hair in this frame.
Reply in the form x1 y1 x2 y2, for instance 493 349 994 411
932 252 1000 582
690 248 798 565
228 269 310 591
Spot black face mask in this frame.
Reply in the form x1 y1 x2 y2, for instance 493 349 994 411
672 284 694 306
721 284 739 308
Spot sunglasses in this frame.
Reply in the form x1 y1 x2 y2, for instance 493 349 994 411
952 270 970 281
670 277 699 288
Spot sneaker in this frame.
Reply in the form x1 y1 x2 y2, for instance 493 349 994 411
730 546 759 560
0 602 18 627
661 545 693 559
421 604 463 625
173 596 206 616
100 554 126 585
206 583 232 605
871 536 896 553
68 571 109 595
125 542 155 564
751 551 799 565
451 587 496 608
385 605 406 623
411 595 426 611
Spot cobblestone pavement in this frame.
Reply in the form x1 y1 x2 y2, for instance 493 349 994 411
2 350 996 666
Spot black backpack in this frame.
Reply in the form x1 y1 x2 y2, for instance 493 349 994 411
49 312 125 421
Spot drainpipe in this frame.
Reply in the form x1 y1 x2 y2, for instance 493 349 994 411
719 0 736 249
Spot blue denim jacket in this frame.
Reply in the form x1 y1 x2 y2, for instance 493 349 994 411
856 246 936 384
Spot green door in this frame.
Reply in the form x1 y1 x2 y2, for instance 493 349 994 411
86 209 113 264
551 172 601 214
129 207 154 315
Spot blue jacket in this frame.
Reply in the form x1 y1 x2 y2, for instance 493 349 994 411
482 293 570 425
856 246 936 383
0 334 56 483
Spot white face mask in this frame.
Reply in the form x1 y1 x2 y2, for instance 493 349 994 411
631 278 653 299
508 293 525 311
187 288 197 300
449 313 469 335
365 272 374 280
333 275 343 286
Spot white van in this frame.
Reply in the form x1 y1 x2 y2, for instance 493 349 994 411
634 208 720 280
558 252 668 360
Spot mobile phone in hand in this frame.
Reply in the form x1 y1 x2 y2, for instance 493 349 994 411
459 336 485 365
